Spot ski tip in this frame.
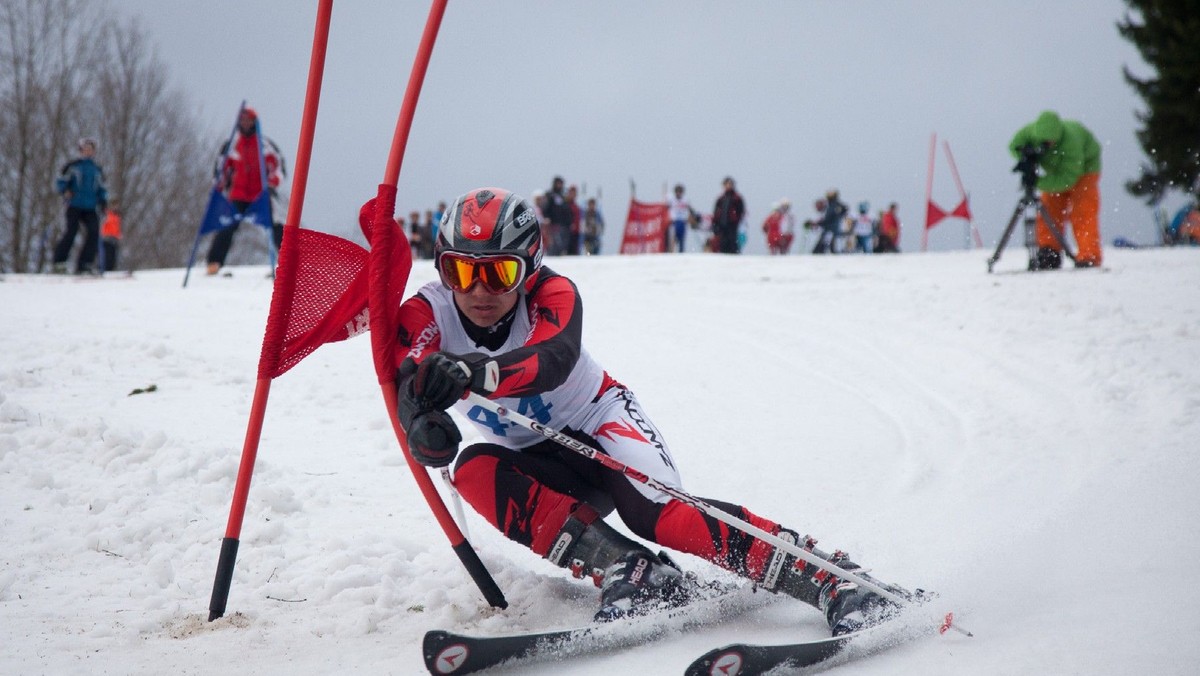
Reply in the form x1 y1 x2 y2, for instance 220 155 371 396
683 647 744 676
422 630 471 675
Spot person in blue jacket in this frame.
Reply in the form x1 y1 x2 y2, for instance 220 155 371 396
52 137 109 274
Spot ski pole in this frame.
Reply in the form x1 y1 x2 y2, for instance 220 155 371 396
442 466 470 539
463 391 973 637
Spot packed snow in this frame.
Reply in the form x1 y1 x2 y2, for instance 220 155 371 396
2 246 1198 675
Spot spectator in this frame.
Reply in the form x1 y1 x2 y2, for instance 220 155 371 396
408 210 431 259
100 199 122 272
399 215 422 258
386 185 908 634
666 184 692 253
405 208 420 254
205 107 284 275
762 199 796 255
1009 110 1103 269
432 201 447 242
1164 201 1200 246
530 189 551 248
812 189 847 254
800 199 824 253
566 184 582 256
582 197 605 255
542 176 572 256
852 202 874 253
711 176 745 254
51 137 108 274
876 203 901 253
422 210 437 259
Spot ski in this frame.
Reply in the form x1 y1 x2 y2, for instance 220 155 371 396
685 612 958 676
423 582 767 675
684 632 854 676
423 624 600 675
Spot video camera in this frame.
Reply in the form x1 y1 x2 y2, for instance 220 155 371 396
988 142 1077 272
1012 143 1047 192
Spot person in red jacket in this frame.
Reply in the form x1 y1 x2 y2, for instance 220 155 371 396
876 203 901 253
205 107 283 275
385 187 915 633
762 199 795 254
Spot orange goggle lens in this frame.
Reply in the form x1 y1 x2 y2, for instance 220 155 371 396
438 253 524 294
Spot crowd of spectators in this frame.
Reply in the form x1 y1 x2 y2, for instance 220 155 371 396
398 201 447 260
401 175 904 258
530 175 606 256
804 190 902 255
676 179 903 256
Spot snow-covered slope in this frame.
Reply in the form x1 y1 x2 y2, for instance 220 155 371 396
2 247 1198 674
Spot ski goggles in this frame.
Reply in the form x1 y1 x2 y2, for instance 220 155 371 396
438 251 526 294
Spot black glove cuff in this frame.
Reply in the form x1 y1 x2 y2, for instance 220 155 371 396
397 379 423 432
395 357 424 432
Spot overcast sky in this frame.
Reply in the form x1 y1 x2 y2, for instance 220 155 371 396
114 0 1174 255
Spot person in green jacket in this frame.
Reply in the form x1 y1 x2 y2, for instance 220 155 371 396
1009 110 1103 269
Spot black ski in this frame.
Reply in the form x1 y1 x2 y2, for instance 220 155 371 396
423 583 765 674
684 633 854 676
685 613 956 676
423 624 601 675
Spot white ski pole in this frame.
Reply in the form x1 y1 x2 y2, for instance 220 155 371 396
463 391 972 637
440 467 470 539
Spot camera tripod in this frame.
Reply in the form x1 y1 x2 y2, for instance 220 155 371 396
987 151 1078 273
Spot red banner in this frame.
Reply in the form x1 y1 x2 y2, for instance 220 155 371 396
619 200 669 254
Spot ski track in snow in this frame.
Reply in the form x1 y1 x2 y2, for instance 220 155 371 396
1 248 1199 675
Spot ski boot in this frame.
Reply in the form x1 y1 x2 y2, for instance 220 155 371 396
544 503 691 622
594 551 691 622
759 529 906 636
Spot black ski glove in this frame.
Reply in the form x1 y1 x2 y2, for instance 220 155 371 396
395 354 470 468
398 352 500 407
406 409 461 467
409 352 472 411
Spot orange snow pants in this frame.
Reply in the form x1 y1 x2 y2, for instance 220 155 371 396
1037 172 1102 266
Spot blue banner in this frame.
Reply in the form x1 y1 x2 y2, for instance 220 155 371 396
198 186 273 236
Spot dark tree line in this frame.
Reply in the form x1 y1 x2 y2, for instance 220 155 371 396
1118 0 1200 204
0 0 210 273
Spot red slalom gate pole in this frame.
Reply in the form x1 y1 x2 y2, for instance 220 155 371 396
368 0 506 609
923 132 936 252
942 140 982 248
208 0 334 622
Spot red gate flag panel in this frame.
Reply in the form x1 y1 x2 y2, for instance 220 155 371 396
260 227 371 379
926 201 948 230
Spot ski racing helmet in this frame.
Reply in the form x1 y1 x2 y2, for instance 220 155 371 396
435 187 544 295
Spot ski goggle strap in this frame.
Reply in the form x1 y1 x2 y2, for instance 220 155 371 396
438 252 525 294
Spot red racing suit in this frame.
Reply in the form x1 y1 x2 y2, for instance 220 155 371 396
394 270 785 581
